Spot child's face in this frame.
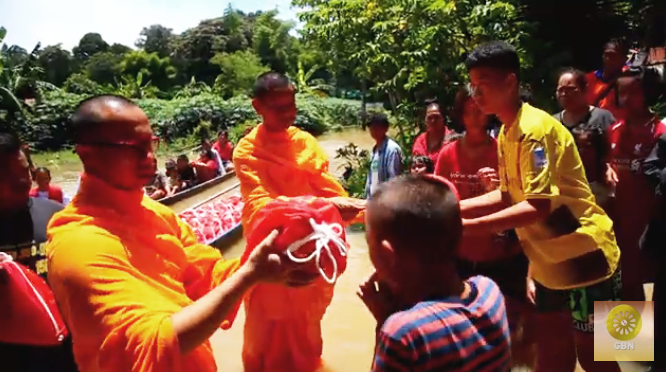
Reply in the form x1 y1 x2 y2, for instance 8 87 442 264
462 98 488 131
177 160 188 170
618 76 645 113
35 171 50 188
368 125 388 142
411 162 428 174
167 169 178 178
469 67 516 116
365 210 400 292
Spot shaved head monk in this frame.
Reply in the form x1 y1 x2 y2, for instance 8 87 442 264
45 95 316 372
234 72 366 372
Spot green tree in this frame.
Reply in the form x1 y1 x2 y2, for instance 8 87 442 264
120 50 176 91
116 71 158 99
211 50 269 98
136 25 174 58
37 44 74 86
109 43 133 55
294 0 530 151
222 4 250 52
295 0 530 109
73 33 109 63
252 10 298 74
62 73 106 95
1 44 29 68
85 52 121 85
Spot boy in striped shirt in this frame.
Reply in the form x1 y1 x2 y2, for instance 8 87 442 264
358 174 511 371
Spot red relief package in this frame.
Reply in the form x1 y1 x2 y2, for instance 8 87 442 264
242 196 349 283
221 196 349 330
0 252 69 346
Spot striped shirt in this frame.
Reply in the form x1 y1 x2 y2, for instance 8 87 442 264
372 276 510 372
365 137 404 199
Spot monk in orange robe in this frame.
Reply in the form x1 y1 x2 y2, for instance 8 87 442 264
234 72 366 372
45 95 317 372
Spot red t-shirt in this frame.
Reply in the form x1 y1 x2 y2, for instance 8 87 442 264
411 129 456 164
29 184 64 204
213 140 233 162
609 117 666 246
196 159 219 182
586 70 627 121
435 139 520 262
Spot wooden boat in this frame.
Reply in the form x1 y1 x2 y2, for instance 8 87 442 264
180 182 243 251
159 171 236 207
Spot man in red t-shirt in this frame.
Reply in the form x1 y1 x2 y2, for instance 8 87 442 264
213 130 234 172
586 39 630 121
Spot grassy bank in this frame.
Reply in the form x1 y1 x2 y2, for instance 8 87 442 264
30 135 200 168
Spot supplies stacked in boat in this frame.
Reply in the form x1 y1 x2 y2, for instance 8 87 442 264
179 195 243 243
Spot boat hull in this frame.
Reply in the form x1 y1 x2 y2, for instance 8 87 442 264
208 222 243 251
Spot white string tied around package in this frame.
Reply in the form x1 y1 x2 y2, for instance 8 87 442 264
284 218 348 284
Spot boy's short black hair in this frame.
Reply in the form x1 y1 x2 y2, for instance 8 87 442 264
368 174 462 262
366 112 390 129
177 154 189 162
253 72 291 100
71 94 137 143
0 131 21 158
411 156 435 174
465 41 520 76
34 166 51 177
605 38 628 55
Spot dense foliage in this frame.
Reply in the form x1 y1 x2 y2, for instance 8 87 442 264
1 0 665 185
20 90 366 150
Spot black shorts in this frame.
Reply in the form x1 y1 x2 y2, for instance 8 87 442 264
457 253 529 303
534 268 622 333
0 336 78 372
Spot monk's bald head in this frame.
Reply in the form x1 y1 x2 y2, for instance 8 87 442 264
72 95 148 143
367 175 462 262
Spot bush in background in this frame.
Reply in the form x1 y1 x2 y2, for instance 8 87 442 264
20 91 374 151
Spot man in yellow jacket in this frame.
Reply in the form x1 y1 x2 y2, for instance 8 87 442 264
46 95 315 372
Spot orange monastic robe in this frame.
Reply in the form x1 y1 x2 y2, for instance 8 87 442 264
233 124 354 372
45 174 241 372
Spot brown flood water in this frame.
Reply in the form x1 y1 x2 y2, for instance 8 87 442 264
46 128 651 372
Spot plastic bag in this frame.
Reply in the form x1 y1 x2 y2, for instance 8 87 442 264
0 252 69 346
242 196 349 283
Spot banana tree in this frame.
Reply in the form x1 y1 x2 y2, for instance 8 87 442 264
295 61 334 97
115 71 158 99
0 27 23 127
1 27 59 129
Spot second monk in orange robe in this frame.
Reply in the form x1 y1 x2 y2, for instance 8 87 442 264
46 95 318 372
234 72 366 372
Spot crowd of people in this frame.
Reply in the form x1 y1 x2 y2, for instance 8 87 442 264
0 37 663 372
359 39 664 372
142 133 236 199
